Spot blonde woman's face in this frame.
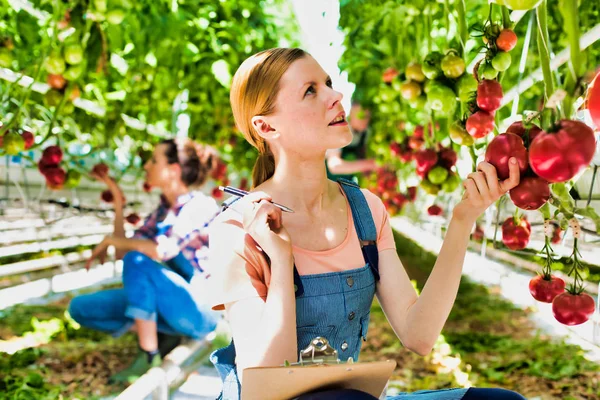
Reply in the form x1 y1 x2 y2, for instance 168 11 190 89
266 56 352 156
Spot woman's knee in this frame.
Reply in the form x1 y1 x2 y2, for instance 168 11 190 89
464 388 526 400
68 296 84 322
123 250 151 268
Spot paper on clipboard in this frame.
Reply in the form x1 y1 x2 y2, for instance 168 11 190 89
241 337 396 400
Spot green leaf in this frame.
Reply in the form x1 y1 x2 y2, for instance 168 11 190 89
574 206 600 234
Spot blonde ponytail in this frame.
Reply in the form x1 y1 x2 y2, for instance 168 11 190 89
229 48 307 188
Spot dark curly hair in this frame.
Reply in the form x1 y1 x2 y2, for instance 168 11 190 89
160 138 218 187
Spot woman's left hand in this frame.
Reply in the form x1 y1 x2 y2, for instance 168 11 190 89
85 235 112 270
452 158 521 225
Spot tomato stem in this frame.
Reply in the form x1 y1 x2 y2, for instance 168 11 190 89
566 238 585 294
540 236 554 278
535 1 555 113
501 6 511 30
456 0 468 58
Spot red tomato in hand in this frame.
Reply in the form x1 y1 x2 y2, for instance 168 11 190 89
529 274 565 303
477 79 503 112
466 111 495 138
529 120 596 183
485 133 528 180
509 176 550 210
502 217 531 250
505 121 542 144
92 163 109 177
552 292 596 326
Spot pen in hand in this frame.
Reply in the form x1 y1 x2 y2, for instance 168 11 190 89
218 186 295 213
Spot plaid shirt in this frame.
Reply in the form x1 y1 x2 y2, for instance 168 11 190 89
133 191 219 273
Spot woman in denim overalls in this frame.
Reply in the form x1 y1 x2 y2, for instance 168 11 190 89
209 48 525 400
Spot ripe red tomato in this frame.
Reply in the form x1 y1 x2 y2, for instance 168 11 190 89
427 205 443 216
212 186 223 199
505 121 542 145
551 224 562 244
392 193 407 209
501 217 531 250
44 166 66 187
529 120 596 183
509 176 550 210
587 71 600 129
496 29 518 52
466 111 495 138
47 74 67 90
476 79 503 112
407 186 417 201
438 148 458 169
42 145 63 165
21 131 34 149
529 274 565 303
92 163 109 177
552 292 596 326
101 190 114 203
382 67 399 83
125 213 141 225
414 149 438 177
408 136 425 151
413 125 425 139
484 133 528 180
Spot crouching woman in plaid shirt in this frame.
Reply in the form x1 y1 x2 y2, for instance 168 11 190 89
68 138 220 383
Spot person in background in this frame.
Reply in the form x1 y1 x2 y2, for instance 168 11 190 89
208 48 526 400
68 138 220 384
326 102 378 182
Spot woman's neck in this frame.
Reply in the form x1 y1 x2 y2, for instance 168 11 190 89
160 183 190 207
267 152 334 214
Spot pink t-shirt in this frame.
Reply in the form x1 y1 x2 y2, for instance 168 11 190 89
208 187 396 311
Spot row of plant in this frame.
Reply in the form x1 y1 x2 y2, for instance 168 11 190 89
339 0 600 327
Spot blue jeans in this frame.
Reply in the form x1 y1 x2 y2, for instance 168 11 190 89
69 251 217 339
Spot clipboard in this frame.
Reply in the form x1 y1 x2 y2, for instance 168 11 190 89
241 337 396 400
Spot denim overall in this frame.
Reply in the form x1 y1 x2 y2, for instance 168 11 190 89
211 179 468 400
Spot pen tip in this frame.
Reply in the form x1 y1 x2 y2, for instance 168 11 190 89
218 186 225 191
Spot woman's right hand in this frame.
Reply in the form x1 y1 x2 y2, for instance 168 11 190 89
240 192 292 260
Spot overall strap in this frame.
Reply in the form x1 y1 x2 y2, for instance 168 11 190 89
337 178 380 281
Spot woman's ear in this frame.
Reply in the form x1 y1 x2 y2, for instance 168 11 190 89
251 116 279 140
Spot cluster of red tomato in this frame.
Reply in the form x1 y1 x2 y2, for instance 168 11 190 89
368 168 416 216
209 159 230 199
37 146 68 189
486 119 596 212
529 270 595 327
0 129 34 156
